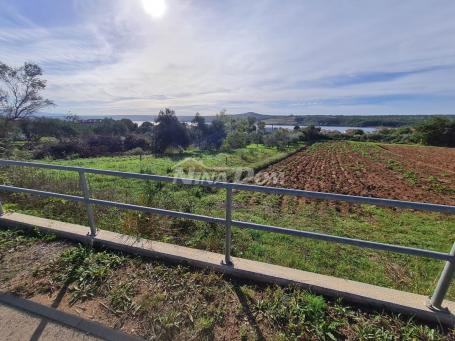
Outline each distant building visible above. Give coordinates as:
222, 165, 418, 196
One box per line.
76, 119, 104, 125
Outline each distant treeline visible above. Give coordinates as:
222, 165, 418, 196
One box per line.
1, 110, 454, 160
38, 113, 455, 128
327, 117, 455, 147
0, 109, 324, 159
256, 114, 455, 127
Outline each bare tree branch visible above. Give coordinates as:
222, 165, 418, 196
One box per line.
0, 61, 54, 121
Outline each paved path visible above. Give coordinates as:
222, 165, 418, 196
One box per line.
0, 293, 144, 341
0, 303, 101, 341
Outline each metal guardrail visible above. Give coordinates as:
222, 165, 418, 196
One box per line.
0, 159, 453, 311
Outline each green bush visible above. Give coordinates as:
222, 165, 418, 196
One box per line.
416, 117, 455, 147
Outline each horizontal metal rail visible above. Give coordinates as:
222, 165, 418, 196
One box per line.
0, 160, 228, 189
232, 220, 453, 261
0, 185, 225, 225
0, 182, 452, 262
1, 159, 454, 213
0, 158, 454, 311
0, 184, 86, 202
230, 183, 455, 214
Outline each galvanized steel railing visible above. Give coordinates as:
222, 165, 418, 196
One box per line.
0, 159, 453, 311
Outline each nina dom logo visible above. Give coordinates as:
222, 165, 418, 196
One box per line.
172, 158, 284, 186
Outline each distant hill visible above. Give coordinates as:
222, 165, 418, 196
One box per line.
228, 112, 272, 120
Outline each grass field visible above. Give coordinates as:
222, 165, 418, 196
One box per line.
0, 142, 454, 303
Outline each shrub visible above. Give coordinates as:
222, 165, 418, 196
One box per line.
416, 117, 455, 147
223, 131, 249, 150
301, 125, 324, 141
124, 134, 151, 151
153, 109, 190, 154
264, 129, 290, 149
125, 147, 145, 156
34, 139, 86, 159
87, 135, 123, 155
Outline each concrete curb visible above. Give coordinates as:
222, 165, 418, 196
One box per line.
0, 212, 454, 327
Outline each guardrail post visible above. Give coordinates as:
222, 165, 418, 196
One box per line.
222, 186, 233, 266
428, 242, 455, 311
78, 171, 96, 236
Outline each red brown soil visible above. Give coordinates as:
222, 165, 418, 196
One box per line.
380, 144, 455, 185
254, 142, 455, 205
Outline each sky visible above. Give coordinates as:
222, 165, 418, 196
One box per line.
1, 0, 455, 116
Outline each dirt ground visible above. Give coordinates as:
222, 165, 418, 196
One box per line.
1, 232, 452, 340
254, 142, 455, 205
0, 238, 277, 340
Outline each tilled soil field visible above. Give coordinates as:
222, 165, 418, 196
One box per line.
254, 141, 455, 205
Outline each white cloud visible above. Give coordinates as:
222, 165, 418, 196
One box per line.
0, 0, 455, 115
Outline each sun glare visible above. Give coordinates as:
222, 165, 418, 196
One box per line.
141, 0, 167, 18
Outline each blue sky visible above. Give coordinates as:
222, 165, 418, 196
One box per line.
1, 0, 455, 116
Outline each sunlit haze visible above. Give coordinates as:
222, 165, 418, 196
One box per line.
141, 0, 166, 18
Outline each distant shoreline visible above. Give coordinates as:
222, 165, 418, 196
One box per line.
131, 121, 378, 133
38, 112, 455, 128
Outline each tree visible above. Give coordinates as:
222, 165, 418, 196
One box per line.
264, 128, 290, 149
301, 125, 323, 141
416, 117, 455, 147
205, 115, 226, 150
345, 129, 364, 136
246, 117, 257, 133
191, 112, 208, 147
65, 112, 80, 122
19, 117, 79, 141
119, 118, 138, 132
93, 118, 129, 136
124, 134, 151, 151
223, 131, 249, 150
138, 121, 154, 134
253, 121, 266, 145
0, 61, 53, 121
153, 108, 190, 154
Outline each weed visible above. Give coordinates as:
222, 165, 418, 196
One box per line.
152, 310, 183, 339
194, 315, 216, 336
428, 176, 455, 194
109, 281, 140, 315
385, 159, 419, 185
349, 141, 382, 160
0, 228, 56, 257
239, 324, 249, 341
255, 286, 341, 339
349, 313, 445, 340
139, 292, 167, 312
44, 245, 124, 303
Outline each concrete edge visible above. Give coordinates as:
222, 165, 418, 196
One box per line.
0, 293, 144, 341
0, 212, 454, 328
